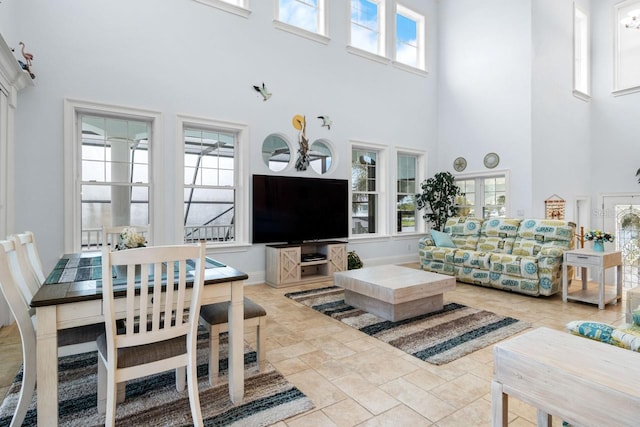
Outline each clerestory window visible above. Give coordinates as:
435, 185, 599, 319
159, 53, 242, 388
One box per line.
350, 0, 385, 57
276, 0, 328, 42
395, 4, 425, 71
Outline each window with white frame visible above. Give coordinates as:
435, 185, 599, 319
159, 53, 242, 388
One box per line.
614, 0, 640, 94
396, 152, 422, 233
573, 5, 590, 99
350, 0, 385, 56
455, 174, 507, 219
351, 146, 382, 235
395, 4, 425, 70
65, 105, 159, 251
277, 0, 327, 37
193, 0, 251, 18
182, 126, 238, 243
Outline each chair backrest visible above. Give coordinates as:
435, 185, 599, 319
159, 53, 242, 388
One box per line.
0, 240, 37, 346
11, 232, 45, 298
102, 225, 151, 251
100, 242, 205, 356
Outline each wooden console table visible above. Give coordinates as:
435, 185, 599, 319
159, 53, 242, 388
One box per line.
562, 248, 622, 309
491, 327, 640, 426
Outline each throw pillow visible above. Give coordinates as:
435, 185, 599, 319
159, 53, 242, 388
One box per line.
430, 230, 456, 248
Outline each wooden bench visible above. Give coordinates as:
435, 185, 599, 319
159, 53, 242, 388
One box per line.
491, 327, 640, 426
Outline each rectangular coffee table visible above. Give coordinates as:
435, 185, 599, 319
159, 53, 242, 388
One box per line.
333, 264, 456, 321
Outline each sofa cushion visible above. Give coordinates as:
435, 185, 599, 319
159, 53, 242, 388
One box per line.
430, 230, 456, 248
454, 250, 492, 269
490, 254, 538, 279
513, 219, 574, 257
477, 236, 516, 254
566, 320, 615, 345
481, 218, 522, 238
443, 217, 483, 250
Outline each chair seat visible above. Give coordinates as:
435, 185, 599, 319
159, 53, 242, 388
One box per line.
200, 297, 267, 325
58, 323, 105, 347
97, 333, 187, 369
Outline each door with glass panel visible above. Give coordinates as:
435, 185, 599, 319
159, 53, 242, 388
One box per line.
602, 194, 640, 289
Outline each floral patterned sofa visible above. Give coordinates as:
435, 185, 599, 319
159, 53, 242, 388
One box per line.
418, 217, 576, 296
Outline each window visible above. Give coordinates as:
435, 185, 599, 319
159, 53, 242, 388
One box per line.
350, 0, 385, 56
351, 145, 385, 236
64, 100, 162, 252
193, 0, 251, 18
614, 0, 640, 94
178, 116, 248, 246
455, 174, 508, 219
395, 4, 425, 70
396, 151, 423, 233
573, 5, 590, 99
276, 0, 328, 41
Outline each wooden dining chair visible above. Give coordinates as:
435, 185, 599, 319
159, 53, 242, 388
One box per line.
0, 239, 106, 427
97, 242, 206, 427
9, 232, 45, 304
199, 298, 267, 385
102, 225, 151, 250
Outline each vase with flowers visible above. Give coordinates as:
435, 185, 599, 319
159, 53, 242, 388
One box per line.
583, 229, 614, 252
116, 227, 147, 251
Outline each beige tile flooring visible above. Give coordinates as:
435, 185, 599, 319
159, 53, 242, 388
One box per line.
0, 264, 628, 426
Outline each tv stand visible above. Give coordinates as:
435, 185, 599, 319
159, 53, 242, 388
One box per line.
265, 241, 347, 288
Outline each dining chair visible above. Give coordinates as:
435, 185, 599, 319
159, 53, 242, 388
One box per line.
96, 242, 206, 426
11, 231, 45, 285
0, 240, 106, 427
102, 225, 151, 250
199, 298, 267, 385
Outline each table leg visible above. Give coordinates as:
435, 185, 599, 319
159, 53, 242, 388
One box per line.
537, 410, 552, 426
227, 280, 244, 403
490, 380, 508, 427
617, 264, 623, 303
36, 306, 59, 427
598, 267, 605, 310
562, 263, 568, 303
581, 267, 587, 290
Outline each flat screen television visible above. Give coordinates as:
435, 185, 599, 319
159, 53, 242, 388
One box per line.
252, 174, 349, 244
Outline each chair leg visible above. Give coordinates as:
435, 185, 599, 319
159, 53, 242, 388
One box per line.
97, 356, 106, 415
175, 366, 186, 391
257, 316, 266, 372
209, 324, 220, 386
187, 357, 203, 427
10, 344, 36, 427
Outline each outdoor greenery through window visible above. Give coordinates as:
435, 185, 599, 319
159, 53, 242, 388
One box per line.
351, 147, 378, 235
396, 153, 417, 232
395, 4, 424, 69
183, 127, 236, 243
455, 175, 506, 219
350, 0, 384, 56
80, 115, 150, 250
278, 0, 325, 35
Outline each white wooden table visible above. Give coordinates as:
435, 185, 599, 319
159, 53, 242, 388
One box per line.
31, 252, 248, 426
562, 248, 622, 309
491, 327, 640, 426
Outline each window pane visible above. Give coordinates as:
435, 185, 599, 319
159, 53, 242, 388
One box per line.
396, 153, 417, 232
279, 0, 319, 33
183, 188, 235, 242
352, 193, 377, 234
397, 194, 415, 232
351, 0, 380, 54
396, 5, 424, 69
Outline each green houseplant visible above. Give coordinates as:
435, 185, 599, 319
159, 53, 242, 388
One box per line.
347, 251, 363, 270
415, 171, 462, 231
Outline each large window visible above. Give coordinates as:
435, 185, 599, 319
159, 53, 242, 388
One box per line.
455, 174, 507, 219
193, 0, 251, 18
276, 0, 327, 38
395, 4, 425, 70
350, 0, 385, 56
573, 5, 590, 99
177, 116, 248, 247
352, 145, 384, 235
64, 100, 162, 252
396, 151, 423, 233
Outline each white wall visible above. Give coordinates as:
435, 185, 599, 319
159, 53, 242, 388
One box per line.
437, 0, 534, 216
531, 0, 592, 220
7, 0, 438, 279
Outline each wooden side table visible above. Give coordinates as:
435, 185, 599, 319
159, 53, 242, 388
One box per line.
562, 248, 622, 309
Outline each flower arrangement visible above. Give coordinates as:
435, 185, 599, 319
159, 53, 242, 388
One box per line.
583, 229, 614, 243
116, 227, 147, 250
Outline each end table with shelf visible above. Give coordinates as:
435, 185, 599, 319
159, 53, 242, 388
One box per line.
562, 248, 622, 309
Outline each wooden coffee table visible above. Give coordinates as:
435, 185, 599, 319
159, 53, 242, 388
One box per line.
333, 265, 456, 321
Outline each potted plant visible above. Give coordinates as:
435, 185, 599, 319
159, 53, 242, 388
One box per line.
347, 251, 363, 270
415, 171, 462, 231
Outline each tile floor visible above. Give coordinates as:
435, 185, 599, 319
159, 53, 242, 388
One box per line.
0, 263, 628, 426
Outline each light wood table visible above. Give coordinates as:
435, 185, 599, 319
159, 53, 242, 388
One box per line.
491, 327, 640, 427
562, 248, 622, 309
31, 252, 248, 427
334, 265, 456, 321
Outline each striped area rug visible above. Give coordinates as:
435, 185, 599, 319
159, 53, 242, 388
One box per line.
0, 331, 313, 427
285, 286, 530, 365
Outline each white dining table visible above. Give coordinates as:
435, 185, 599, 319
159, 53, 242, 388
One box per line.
31, 251, 248, 426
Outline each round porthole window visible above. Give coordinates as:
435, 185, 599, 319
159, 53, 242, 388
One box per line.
309, 139, 334, 175
262, 134, 291, 172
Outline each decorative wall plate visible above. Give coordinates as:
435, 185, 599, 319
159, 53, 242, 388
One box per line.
453, 157, 467, 172
483, 152, 500, 169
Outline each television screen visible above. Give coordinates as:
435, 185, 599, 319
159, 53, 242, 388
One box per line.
252, 174, 349, 244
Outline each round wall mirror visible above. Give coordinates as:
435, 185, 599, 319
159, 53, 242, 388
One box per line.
309, 139, 333, 175
262, 134, 291, 172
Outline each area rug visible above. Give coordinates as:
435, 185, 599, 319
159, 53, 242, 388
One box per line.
285, 286, 530, 365
0, 331, 314, 427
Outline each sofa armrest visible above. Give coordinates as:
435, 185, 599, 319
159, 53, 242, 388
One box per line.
418, 235, 435, 250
